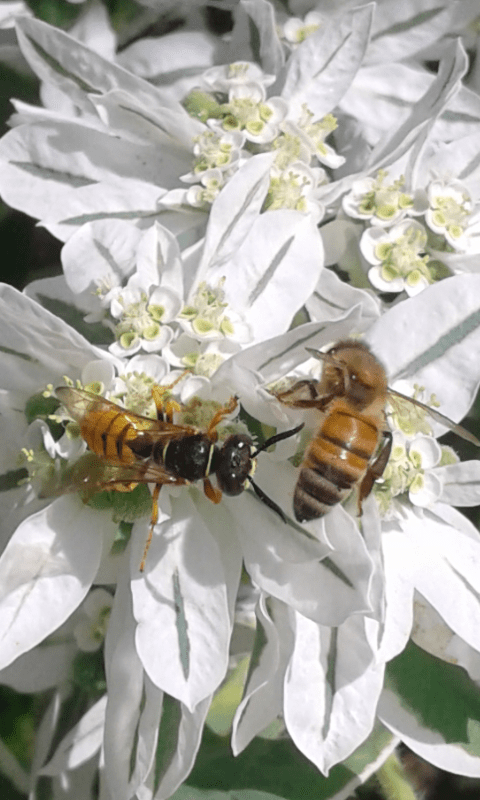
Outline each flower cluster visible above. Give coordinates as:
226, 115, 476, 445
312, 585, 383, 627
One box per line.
1, 2, 480, 800
342, 170, 479, 295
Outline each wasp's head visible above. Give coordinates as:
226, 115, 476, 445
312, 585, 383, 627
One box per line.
214, 434, 253, 496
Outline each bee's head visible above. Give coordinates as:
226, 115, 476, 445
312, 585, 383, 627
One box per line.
309, 340, 388, 410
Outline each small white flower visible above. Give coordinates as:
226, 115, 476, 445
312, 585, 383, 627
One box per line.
282, 109, 345, 170
343, 171, 425, 227
164, 333, 241, 378
181, 129, 245, 182
281, 11, 323, 46
425, 179, 474, 251
263, 161, 325, 220
184, 168, 226, 208
108, 283, 181, 357
179, 279, 252, 344
208, 82, 289, 145
18, 419, 60, 495
373, 397, 464, 518
201, 62, 276, 93
361, 219, 434, 296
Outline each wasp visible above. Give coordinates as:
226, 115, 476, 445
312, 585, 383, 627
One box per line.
54, 379, 303, 569
273, 339, 480, 523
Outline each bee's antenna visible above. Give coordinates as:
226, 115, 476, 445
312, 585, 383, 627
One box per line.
305, 346, 330, 361
248, 477, 288, 523
251, 423, 304, 458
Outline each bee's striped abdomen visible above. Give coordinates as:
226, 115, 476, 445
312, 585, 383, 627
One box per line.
293, 408, 380, 522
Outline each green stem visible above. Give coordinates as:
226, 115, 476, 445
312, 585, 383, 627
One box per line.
375, 751, 418, 800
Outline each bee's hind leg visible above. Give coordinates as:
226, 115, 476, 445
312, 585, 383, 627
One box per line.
357, 431, 393, 514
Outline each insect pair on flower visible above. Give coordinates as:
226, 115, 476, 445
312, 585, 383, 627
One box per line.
51, 341, 479, 570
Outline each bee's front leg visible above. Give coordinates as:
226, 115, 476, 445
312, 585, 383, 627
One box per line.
274, 380, 337, 411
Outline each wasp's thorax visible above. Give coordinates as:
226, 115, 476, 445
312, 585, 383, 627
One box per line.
158, 432, 254, 495
161, 434, 213, 483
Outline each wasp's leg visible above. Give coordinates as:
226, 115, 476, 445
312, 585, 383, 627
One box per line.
206, 396, 239, 441
139, 482, 162, 572
151, 371, 190, 422
357, 431, 393, 514
203, 477, 222, 504
104, 481, 138, 492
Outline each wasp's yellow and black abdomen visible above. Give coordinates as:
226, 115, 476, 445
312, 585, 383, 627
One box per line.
293, 403, 381, 522
80, 406, 139, 465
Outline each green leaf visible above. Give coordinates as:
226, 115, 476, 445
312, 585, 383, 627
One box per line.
106, 0, 146, 33
183, 722, 396, 800
24, 0, 81, 28
207, 658, 250, 736
0, 469, 28, 492
385, 641, 480, 755
173, 790, 291, 800
153, 694, 183, 795
343, 720, 395, 776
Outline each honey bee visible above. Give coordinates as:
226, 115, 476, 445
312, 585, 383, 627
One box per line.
273, 339, 480, 523
54, 380, 303, 569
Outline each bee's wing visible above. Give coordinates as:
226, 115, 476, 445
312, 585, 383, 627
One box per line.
387, 388, 480, 447
55, 386, 197, 437
40, 451, 184, 499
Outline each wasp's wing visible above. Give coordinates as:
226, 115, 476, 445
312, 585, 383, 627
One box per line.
40, 451, 184, 499
55, 386, 198, 437
56, 386, 126, 425
387, 388, 480, 447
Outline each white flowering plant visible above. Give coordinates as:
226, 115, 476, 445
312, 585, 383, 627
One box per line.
1, 2, 480, 800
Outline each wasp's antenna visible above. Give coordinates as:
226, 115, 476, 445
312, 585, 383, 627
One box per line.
251, 423, 304, 458
248, 476, 288, 523
248, 424, 303, 522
